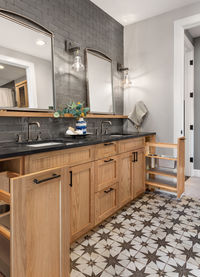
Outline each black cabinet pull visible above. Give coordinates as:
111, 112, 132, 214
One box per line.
104, 188, 114, 194
136, 152, 138, 162
104, 158, 114, 163
104, 143, 114, 146
69, 171, 73, 187
132, 152, 136, 162
33, 173, 61, 184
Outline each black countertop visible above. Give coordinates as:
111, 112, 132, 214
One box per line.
0, 132, 156, 159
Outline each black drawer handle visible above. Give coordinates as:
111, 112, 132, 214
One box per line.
33, 173, 61, 184
132, 152, 138, 162
132, 152, 136, 162
104, 143, 114, 146
104, 188, 114, 194
104, 158, 114, 163
69, 171, 73, 187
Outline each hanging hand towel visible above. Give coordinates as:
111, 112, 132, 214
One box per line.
128, 101, 148, 127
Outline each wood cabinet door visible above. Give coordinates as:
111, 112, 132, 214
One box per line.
70, 162, 94, 242
95, 183, 118, 225
119, 152, 133, 207
10, 166, 70, 277
95, 156, 119, 192
132, 149, 145, 198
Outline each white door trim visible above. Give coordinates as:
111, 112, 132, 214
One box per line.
0, 54, 38, 108
174, 14, 200, 142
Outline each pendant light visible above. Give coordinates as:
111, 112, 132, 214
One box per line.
117, 63, 132, 88
65, 41, 85, 72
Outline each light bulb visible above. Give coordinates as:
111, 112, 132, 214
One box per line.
0, 65, 4, 70
72, 51, 85, 72
122, 70, 132, 88
36, 40, 46, 46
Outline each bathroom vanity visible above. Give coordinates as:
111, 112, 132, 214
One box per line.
0, 132, 155, 277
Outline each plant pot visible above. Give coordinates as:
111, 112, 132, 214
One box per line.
76, 117, 87, 134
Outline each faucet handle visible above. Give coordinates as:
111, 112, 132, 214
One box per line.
36, 132, 42, 141
16, 134, 23, 143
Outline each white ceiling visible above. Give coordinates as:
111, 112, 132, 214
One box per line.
90, 0, 200, 25
0, 63, 26, 86
0, 16, 52, 61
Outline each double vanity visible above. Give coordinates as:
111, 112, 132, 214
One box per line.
0, 132, 155, 277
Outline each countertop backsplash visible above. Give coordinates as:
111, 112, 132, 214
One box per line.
0, 117, 124, 143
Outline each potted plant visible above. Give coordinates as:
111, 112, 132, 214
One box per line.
54, 102, 90, 134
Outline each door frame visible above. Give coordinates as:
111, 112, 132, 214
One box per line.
174, 13, 200, 142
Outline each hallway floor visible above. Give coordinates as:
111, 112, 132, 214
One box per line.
70, 191, 200, 277
185, 177, 200, 199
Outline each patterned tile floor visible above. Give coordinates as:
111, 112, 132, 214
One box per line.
70, 191, 200, 277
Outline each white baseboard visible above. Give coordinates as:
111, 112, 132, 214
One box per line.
192, 170, 200, 177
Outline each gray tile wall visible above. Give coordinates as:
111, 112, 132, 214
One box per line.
0, 117, 124, 143
0, 0, 124, 142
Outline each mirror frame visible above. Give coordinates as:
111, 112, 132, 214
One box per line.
0, 9, 56, 112
85, 48, 115, 115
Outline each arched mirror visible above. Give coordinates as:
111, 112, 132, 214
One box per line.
86, 48, 114, 114
0, 11, 55, 111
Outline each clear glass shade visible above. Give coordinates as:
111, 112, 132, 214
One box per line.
72, 53, 85, 72
122, 70, 132, 88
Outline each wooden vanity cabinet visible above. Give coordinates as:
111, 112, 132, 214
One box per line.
118, 152, 133, 208
69, 162, 94, 242
95, 183, 118, 224
0, 166, 70, 277
132, 148, 145, 198
95, 155, 119, 192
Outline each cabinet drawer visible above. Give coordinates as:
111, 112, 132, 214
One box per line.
95, 184, 118, 225
118, 138, 144, 153
24, 146, 94, 174
95, 156, 118, 192
94, 142, 118, 160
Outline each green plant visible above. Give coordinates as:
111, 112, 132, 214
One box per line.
54, 102, 90, 119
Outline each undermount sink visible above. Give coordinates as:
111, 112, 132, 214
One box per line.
109, 134, 124, 137
109, 134, 132, 137
27, 142, 64, 148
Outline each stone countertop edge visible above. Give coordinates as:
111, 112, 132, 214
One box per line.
0, 132, 156, 159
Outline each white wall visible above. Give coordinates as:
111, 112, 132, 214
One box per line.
124, 2, 200, 142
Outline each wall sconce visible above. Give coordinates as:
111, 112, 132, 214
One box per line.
117, 63, 132, 87
65, 41, 85, 72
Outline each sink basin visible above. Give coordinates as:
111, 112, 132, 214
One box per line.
109, 134, 132, 137
109, 135, 124, 137
27, 142, 64, 148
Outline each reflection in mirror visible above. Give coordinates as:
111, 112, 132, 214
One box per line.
86, 49, 114, 114
0, 13, 54, 111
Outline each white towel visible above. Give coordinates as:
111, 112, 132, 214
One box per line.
128, 101, 148, 127
0, 88, 14, 107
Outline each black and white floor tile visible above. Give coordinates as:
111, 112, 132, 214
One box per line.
71, 191, 200, 276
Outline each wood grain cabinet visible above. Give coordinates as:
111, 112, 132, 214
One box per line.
69, 162, 94, 242
95, 155, 118, 192
0, 166, 70, 277
119, 152, 133, 207
94, 142, 118, 160
95, 183, 118, 225
132, 148, 145, 198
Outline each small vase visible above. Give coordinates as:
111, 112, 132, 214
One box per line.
76, 117, 87, 134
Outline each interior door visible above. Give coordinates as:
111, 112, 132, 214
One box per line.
184, 35, 194, 177
10, 166, 69, 277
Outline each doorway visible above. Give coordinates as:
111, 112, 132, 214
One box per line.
174, 14, 200, 178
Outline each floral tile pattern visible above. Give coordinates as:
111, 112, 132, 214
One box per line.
71, 191, 200, 276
